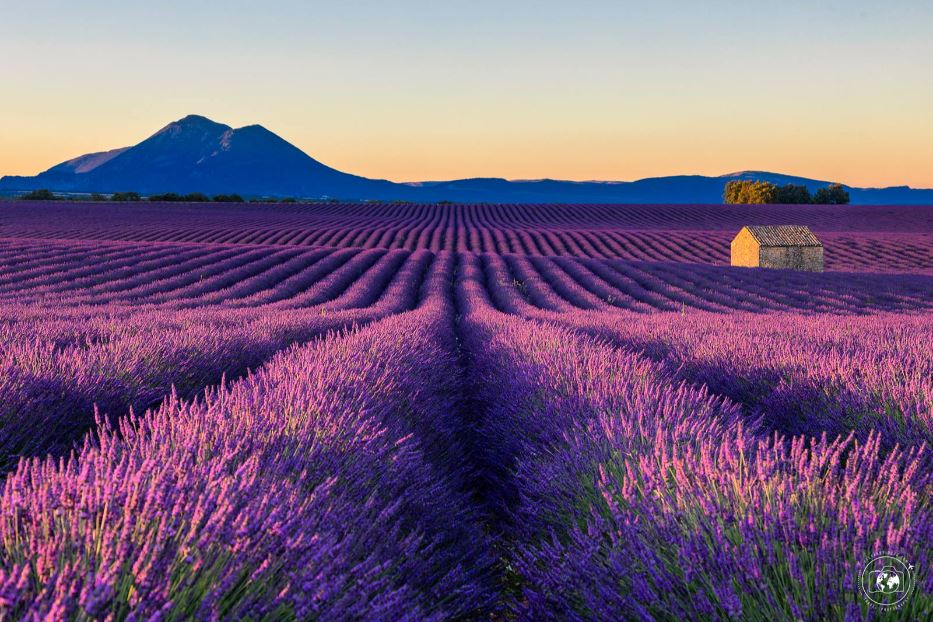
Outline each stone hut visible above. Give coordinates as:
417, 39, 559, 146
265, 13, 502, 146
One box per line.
731, 225, 824, 272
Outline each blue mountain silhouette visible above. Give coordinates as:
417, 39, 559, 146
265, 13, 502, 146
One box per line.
2, 115, 930, 204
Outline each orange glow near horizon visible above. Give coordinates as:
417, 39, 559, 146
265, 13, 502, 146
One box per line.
3, 111, 931, 189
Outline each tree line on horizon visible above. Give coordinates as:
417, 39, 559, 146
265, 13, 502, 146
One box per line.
15, 189, 251, 203
10, 190, 432, 205
724, 180, 850, 205
11, 184, 852, 205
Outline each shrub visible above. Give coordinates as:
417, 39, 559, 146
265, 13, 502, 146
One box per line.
213, 194, 245, 203
111, 192, 141, 202
19, 189, 57, 201
147, 193, 210, 202
148, 192, 183, 202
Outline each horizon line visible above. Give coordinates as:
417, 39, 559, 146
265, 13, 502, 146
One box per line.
3, 113, 932, 192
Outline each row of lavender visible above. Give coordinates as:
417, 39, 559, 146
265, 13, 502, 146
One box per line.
0, 300, 500, 618
5, 201, 931, 233
0, 242, 930, 618
545, 310, 933, 451
474, 258, 933, 451
0, 250, 435, 472
3, 278, 928, 618
0, 240, 430, 310
3, 199, 932, 272
455, 266, 931, 620
3, 239, 931, 314
5, 227, 930, 272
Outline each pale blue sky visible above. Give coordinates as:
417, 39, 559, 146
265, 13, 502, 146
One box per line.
2, 1, 931, 186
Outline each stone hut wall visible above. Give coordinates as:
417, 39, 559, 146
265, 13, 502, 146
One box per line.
730, 231, 760, 268
759, 246, 824, 272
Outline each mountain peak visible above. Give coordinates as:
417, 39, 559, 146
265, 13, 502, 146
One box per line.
177, 114, 226, 126
0, 114, 388, 197
153, 114, 231, 137
720, 170, 771, 178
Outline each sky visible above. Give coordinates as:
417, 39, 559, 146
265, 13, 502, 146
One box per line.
1, 1, 932, 187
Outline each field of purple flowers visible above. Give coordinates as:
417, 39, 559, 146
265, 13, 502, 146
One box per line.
0, 202, 930, 620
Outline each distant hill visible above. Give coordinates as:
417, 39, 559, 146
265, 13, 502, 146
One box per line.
0, 115, 409, 200
2, 114, 932, 204
407, 172, 933, 205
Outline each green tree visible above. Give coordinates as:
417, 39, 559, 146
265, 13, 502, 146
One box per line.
723, 181, 741, 203
723, 180, 778, 204
111, 192, 141, 201
774, 184, 811, 204
813, 183, 850, 204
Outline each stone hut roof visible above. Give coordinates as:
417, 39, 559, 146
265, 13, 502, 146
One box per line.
744, 225, 822, 247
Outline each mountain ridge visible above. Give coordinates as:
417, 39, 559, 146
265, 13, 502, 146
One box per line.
2, 115, 932, 205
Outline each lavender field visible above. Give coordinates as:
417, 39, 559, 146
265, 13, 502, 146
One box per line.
0, 201, 930, 620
